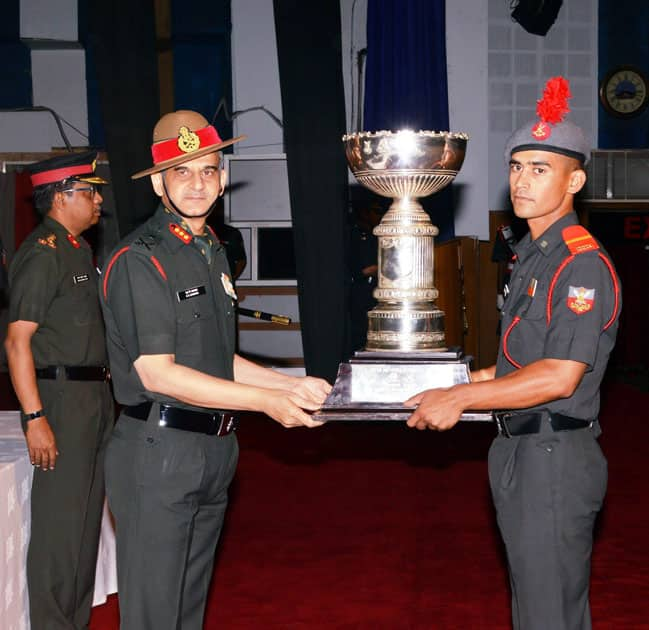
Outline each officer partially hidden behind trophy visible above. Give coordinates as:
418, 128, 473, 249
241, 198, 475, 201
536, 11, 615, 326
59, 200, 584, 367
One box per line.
405, 77, 622, 630
100, 110, 330, 630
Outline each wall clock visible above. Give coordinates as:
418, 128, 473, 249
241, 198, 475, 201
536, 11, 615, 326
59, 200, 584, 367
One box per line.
599, 66, 649, 118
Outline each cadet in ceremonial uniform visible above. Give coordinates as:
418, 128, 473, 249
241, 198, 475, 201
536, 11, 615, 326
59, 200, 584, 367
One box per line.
4, 152, 114, 630
405, 77, 621, 630
100, 110, 330, 630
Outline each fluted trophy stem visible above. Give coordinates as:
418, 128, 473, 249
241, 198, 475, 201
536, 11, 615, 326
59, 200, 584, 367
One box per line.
343, 130, 468, 352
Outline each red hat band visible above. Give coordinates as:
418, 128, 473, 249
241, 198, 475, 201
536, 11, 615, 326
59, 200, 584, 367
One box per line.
30, 164, 96, 187
151, 125, 222, 165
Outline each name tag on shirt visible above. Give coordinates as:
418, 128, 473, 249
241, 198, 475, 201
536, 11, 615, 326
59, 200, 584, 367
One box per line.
177, 285, 206, 301
73, 274, 90, 284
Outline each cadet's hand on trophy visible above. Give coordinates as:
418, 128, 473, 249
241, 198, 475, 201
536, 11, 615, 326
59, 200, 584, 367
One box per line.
25, 417, 59, 470
263, 390, 325, 428
290, 376, 332, 406
404, 388, 463, 432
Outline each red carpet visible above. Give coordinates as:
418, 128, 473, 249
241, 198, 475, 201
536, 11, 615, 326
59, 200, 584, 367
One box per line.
82, 381, 648, 628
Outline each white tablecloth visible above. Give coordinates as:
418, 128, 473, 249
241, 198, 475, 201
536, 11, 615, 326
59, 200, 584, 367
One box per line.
0, 411, 117, 630
0, 434, 32, 630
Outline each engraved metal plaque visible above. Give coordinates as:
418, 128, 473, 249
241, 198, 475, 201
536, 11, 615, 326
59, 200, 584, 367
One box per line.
314, 350, 492, 422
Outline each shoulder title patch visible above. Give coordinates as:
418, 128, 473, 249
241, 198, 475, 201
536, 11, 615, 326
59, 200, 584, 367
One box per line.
562, 225, 599, 255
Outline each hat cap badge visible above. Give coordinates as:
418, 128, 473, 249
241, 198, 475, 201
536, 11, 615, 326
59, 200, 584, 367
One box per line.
177, 126, 201, 153
531, 121, 551, 140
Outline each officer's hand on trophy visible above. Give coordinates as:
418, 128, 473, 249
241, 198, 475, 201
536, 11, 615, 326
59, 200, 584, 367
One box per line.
25, 417, 59, 470
263, 390, 325, 428
289, 376, 332, 406
404, 387, 464, 432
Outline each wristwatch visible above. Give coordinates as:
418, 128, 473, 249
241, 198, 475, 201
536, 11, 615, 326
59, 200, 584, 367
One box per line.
22, 409, 45, 422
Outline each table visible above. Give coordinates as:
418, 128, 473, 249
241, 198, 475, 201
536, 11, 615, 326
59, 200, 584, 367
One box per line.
0, 411, 117, 630
0, 430, 32, 630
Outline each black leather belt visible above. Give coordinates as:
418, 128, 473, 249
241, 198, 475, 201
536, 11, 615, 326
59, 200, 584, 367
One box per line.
35, 365, 110, 381
123, 402, 237, 437
493, 411, 592, 438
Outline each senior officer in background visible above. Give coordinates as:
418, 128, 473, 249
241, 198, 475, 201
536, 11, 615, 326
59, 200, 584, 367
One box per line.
4, 152, 114, 630
405, 77, 621, 630
100, 110, 331, 630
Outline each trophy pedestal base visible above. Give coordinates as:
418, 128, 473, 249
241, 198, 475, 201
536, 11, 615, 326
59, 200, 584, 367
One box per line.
313, 347, 492, 422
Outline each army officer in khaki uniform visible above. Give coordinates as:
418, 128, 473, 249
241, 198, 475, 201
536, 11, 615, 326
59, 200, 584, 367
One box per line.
100, 111, 330, 630
5, 152, 114, 630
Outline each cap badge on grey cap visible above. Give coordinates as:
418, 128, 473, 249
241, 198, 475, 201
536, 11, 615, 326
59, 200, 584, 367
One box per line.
504, 76, 591, 164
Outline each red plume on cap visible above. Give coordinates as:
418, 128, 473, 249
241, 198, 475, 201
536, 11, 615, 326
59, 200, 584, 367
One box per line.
505, 75, 590, 163
536, 76, 572, 124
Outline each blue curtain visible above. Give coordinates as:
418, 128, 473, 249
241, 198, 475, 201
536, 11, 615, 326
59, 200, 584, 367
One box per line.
172, 0, 233, 141
363, 0, 454, 241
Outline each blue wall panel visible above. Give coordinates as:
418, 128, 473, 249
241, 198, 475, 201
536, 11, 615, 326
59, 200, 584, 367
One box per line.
0, 1, 32, 108
599, 1, 649, 148
79, 0, 105, 148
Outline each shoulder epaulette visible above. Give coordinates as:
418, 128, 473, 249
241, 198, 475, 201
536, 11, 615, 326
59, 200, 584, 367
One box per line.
548, 225, 619, 330
562, 225, 599, 255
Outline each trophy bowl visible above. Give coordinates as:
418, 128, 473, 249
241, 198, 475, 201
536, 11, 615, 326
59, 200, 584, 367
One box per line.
343, 130, 468, 352
343, 129, 468, 200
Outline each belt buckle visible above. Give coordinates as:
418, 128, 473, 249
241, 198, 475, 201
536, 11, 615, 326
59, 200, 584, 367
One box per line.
213, 412, 235, 437
494, 412, 512, 438
215, 413, 237, 437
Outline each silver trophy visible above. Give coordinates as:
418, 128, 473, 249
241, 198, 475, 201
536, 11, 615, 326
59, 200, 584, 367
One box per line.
315, 130, 490, 421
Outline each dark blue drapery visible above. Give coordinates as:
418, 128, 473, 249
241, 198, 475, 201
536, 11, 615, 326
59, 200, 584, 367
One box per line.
363, 0, 454, 240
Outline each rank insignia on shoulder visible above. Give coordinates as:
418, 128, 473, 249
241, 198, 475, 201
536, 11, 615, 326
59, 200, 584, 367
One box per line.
562, 225, 598, 255
169, 223, 192, 244
37, 234, 57, 249
221, 272, 237, 300
67, 234, 81, 248
567, 286, 595, 315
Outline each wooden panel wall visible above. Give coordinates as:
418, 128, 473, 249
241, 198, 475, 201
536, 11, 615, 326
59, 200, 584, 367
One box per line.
434, 214, 508, 370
